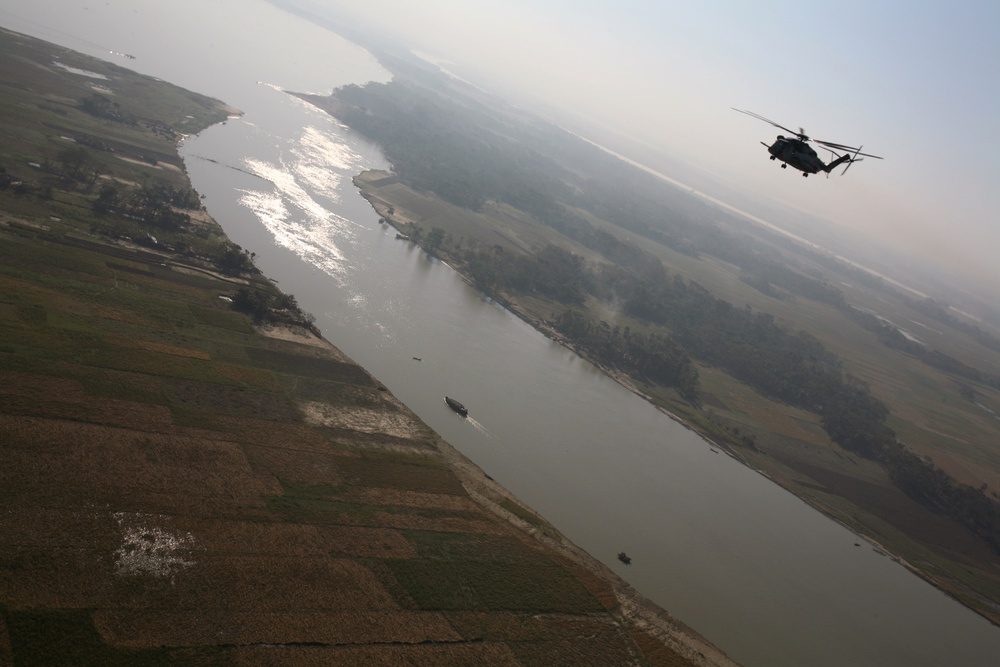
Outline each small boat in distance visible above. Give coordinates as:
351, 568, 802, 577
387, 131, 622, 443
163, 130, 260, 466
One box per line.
617, 552, 631, 565
445, 396, 468, 417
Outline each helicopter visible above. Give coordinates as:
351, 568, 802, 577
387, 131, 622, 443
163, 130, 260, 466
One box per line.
733, 108, 882, 177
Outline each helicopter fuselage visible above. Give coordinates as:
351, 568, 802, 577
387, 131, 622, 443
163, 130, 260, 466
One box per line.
766, 136, 826, 175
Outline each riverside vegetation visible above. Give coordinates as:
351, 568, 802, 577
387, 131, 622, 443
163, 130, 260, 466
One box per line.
296, 48, 1000, 624
0, 28, 735, 665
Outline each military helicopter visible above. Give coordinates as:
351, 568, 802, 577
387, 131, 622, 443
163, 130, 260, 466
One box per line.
733, 108, 882, 177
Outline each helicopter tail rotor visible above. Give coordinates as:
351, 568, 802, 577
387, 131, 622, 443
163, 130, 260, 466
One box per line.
822, 144, 877, 176
841, 146, 864, 175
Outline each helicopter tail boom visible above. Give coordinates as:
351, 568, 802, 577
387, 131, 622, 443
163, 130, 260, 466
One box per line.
824, 153, 853, 174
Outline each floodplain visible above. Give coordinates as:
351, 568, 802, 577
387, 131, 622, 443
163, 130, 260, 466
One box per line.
0, 28, 727, 666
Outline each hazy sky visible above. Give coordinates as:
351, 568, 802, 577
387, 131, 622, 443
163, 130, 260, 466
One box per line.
1, 0, 996, 294
284, 0, 1000, 293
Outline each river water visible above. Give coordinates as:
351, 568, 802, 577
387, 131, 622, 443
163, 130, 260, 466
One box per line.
5, 2, 1000, 664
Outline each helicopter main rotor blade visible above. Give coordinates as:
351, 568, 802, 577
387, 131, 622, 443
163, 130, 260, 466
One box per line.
815, 139, 883, 159
732, 108, 801, 137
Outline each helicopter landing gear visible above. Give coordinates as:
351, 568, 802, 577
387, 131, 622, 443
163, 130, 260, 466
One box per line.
802, 172, 809, 177
780, 164, 787, 169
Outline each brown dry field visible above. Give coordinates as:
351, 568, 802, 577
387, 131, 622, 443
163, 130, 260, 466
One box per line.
0, 213, 734, 667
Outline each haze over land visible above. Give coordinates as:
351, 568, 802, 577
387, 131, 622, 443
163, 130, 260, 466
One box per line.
4, 0, 995, 307
276, 0, 1000, 307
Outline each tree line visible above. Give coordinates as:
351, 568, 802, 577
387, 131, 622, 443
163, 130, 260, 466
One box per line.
328, 77, 1000, 554
93, 180, 198, 232
452, 236, 1000, 551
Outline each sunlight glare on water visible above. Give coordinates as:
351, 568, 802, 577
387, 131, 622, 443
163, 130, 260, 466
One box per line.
236, 119, 370, 281
293, 124, 365, 201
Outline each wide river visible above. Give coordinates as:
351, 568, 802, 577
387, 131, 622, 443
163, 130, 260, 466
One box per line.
5, 1, 1000, 664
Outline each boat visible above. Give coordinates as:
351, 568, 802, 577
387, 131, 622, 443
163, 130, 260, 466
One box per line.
445, 396, 468, 417
617, 552, 631, 565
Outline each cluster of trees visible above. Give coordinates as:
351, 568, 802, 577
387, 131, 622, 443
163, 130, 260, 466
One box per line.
739, 262, 847, 307
844, 305, 1000, 391
625, 253, 997, 543
609, 268, 899, 459
80, 93, 136, 124
553, 309, 699, 401
14, 126, 202, 236
461, 244, 591, 305
9, 145, 104, 193
52, 146, 99, 186
231, 285, 315, 329
93, 180, 195, 232
457, 235, 890, 452
906, 296, 1000, 355
212, 242, 258, 276
454, 234, 1000, 549
330, 76, 1000, 554
883, 445, 1000, 552
330, 82, 569, 212
0, 165, 27, 194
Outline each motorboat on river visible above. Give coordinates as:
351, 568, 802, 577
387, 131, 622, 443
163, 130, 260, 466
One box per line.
445, 396, 468, 417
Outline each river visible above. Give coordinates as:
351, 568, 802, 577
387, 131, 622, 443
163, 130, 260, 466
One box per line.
4, 1, 1000, 664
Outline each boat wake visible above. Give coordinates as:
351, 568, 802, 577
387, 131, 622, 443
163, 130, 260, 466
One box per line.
464, 416, 491, 437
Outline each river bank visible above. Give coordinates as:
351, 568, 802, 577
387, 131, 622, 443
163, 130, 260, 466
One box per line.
0, 26, 739, 664
264, 319, 737, 666
353, 170, 1000, 631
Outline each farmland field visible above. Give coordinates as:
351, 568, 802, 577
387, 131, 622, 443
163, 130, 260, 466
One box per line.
0, 28, 727, 666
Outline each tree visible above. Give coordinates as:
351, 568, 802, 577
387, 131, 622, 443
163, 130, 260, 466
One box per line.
56, 146, 91, 183
214, 242, 258, 276
93, 182, 121, 214
425, 226, 446, 252
80, 93, 134, 124
231, 287, 272, 323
